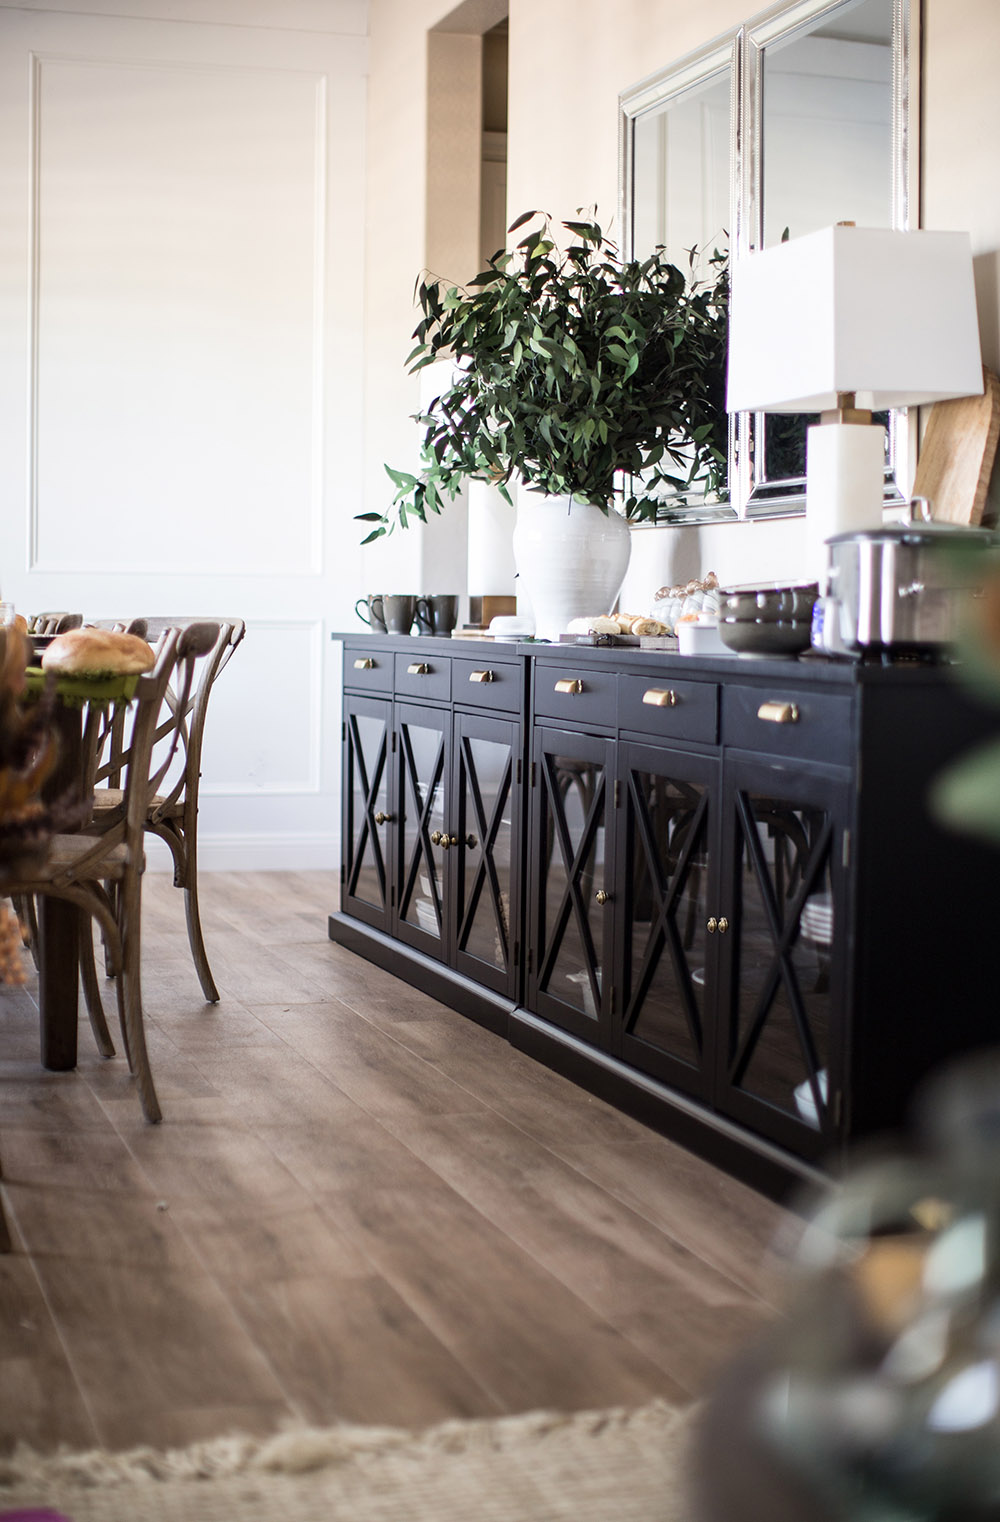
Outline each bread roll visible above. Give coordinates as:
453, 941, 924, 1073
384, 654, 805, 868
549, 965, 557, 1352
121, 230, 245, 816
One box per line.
630, 617, 667, 636
588, 615, 622, 635
42, 627, 155, 676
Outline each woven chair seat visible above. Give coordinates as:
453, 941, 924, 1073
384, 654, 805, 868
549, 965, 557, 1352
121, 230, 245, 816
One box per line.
91, 789, 183, 822
44, 834, 130, 875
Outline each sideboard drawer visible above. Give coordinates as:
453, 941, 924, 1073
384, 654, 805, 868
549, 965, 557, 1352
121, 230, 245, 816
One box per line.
393, 652, 451, 702
344, 646, 393, 692
619, 674, 717, 745
452, 657, 521, 713
723, 685, 853, 766
533, 665, 617, 728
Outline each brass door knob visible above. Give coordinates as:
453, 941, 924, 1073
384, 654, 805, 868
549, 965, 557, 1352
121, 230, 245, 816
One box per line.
374, 811, 390, 825
430, 830, 443, 845
466, 833, 478, 848
707, 917, 718, 934
448, 835, 459, 848
718, 917, 729, 934
595, 890, 610, 905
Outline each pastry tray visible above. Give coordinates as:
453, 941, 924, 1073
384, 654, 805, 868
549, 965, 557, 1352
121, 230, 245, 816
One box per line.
558, 633, 679, 650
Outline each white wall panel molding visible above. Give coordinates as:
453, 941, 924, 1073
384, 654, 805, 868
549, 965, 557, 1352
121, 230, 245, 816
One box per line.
0, 1, 366, 36
199, 618, 324, 797
27, 49, 328, 577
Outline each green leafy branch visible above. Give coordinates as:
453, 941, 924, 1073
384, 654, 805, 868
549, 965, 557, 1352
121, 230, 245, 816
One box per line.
359, 211, 729, 543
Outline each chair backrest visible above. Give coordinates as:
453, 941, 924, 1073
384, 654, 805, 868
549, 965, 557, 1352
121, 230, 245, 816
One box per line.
134, 620, 244, 816
57, 626, 219, 890
124, 623, 221, 832
84, 618, 150, 639
86, 624, 221, 833
27, 612, 83, 635
93, 620, 242, 807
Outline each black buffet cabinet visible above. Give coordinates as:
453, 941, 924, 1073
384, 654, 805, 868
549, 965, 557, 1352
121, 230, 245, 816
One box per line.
331, 632, 1000, 1198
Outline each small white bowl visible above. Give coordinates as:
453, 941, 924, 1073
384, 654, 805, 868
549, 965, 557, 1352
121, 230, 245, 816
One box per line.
677, 620, 728, 657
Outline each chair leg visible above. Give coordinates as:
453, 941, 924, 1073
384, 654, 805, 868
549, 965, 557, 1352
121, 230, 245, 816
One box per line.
11, 894, 40, 972
119, 875, 161, 1124
78, 923, 116, 1059
182, 841, 219, 1003
0, 1157, 11, 1253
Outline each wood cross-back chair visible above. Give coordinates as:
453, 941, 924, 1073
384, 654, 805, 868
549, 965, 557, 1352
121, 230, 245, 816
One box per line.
91, 618, 245, 1004
26, 612, 83, 635
5, 624, 220, 1123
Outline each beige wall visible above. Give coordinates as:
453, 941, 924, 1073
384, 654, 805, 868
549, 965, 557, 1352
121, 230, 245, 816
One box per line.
363, 0, 1000, 599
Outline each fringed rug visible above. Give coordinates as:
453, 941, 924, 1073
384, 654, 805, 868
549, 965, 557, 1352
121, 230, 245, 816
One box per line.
0, 1399, 695, 1522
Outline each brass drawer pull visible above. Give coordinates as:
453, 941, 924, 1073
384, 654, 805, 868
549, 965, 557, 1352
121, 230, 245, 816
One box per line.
353, 657, 375, 670
643, 688, 678, 708
758, 701, 799, 725
407, 662, 431, 676
469, 669, 495, 684
718, 917, 729, 934
707, 917, 718, 934
554, 678, 584, 695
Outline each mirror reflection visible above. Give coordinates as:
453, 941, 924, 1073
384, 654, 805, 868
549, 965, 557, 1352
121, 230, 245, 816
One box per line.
632, 73, 730, 273
621, 0, 913, 520
755, 0, 895, 497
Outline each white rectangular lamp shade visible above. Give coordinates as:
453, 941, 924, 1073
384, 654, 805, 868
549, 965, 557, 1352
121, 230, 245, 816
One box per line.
726, 225, 983, 414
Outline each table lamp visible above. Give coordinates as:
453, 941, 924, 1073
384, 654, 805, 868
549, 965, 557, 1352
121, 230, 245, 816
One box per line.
727, 225, 984, 583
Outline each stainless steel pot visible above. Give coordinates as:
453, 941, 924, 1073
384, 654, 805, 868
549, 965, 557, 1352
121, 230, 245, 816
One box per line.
824, 500, 996, 653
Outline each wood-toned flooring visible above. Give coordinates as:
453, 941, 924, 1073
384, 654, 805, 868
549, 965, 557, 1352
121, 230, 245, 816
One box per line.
0, 872, 792, 1456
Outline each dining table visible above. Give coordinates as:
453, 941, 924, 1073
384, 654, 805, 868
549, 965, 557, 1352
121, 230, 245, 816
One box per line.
23, 664, 142, 1070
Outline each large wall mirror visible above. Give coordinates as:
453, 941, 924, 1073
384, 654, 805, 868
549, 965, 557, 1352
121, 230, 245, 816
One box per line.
620, 0, 918, 523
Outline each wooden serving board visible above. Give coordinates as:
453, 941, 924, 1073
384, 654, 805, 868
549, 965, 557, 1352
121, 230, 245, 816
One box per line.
912, 365, 1000, 525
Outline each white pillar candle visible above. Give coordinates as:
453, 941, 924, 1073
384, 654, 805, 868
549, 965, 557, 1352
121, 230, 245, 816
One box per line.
806, 422, 886, 589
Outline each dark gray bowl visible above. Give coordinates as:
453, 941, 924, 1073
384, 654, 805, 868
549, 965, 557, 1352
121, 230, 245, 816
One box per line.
718, 616, 813, 658
721, 583, 819, 622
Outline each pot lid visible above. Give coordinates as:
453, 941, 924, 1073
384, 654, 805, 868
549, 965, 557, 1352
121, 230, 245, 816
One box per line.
827, 496, 997, 548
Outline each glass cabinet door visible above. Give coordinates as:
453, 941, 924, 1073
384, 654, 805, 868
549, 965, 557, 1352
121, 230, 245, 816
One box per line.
394, 701, 451, 961
453, 712, 520, 997
716, 758, 848, 1157
618, 743, 719, 1099
342, 696, 392, 931
527, 728, 616, 1048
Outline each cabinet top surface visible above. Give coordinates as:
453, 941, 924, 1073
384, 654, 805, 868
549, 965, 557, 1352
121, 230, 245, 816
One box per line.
333, 631, 976, 691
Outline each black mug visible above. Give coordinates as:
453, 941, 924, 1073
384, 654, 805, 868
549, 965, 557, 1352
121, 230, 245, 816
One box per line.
382, 594, 416, 635
355, 595, 386, 633
424, 593, 459, 636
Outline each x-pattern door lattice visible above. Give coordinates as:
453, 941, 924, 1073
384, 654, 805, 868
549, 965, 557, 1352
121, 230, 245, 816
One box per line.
625, 772, 709, 1057
730, 791, 832, 1123
538, 752, 606, 1015
346, 711, 388, 905
398, 720, 445, 936
456, 734, 512, 966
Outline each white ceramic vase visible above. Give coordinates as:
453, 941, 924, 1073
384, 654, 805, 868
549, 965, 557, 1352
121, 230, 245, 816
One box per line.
512, 486, 632, 642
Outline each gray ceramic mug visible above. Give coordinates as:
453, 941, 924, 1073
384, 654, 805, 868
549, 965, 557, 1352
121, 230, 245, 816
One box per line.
425, 594, 459, 635
355, 594, 386, 633
382, 594, 416, 634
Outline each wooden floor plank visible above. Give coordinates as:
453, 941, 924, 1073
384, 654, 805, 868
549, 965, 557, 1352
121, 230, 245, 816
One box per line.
0, 1253, 99, 1455
0, 870, 790, 1455
326, 1181, 690, 1414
